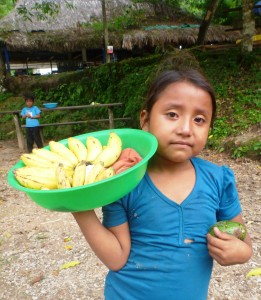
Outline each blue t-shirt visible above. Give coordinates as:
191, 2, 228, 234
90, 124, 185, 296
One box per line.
21, 106, 41, 127
102, 157, 242, 300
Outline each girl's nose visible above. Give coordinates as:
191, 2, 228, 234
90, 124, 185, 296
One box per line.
176, 118, 192, 136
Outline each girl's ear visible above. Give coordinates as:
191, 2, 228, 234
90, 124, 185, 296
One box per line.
140, 110, 149, 131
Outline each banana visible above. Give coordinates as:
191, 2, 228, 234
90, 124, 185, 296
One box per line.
13, 166, 56, 179
72, 160, 86, 187
21, 153, 56, 168
14, 173, 57, 190
107, 132, 122, 148
95, 166, 115, 182
84, 162, 104, 185
68, 137, 88, 162
92, 144, 122, 167
49, 141, 78, 166
56, 163, 72, 189
86, 136, 103, 162
32, 148, 74, 169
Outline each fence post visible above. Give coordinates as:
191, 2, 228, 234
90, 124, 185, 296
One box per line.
108, 107, 114, 129
13, 113, 25, 150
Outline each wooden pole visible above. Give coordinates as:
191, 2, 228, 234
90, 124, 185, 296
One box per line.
108, 107, 114, 129
102, 0, 110, 63
13, 113, 25, 150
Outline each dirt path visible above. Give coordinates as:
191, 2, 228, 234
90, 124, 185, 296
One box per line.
0, 140, 260, 300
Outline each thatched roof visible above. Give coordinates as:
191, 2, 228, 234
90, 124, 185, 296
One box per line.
1, 25, 243, 53
0, 0, 243, 53
121, 26, 243, 50
0, 0, 134, 31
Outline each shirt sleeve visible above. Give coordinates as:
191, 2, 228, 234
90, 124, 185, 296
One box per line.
217, 166, 242, 221
21, 108, 26, 116
102, 197, 128, 228
34, 106, 41, 115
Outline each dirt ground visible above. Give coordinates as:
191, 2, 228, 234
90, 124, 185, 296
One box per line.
0, 140, 260, 300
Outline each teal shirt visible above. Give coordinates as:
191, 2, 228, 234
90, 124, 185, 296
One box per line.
21, 106, 41, 127
102, 157, 242, 300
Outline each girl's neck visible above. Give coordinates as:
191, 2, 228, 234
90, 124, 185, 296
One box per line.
148, 155, 193, 175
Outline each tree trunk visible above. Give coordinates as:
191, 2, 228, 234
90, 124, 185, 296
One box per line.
102, 0, 110, 63
0, 50, 7, 92
242, 0, 255, 53
196, 0, 220, 45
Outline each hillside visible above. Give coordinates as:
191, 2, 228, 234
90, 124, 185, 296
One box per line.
0, 47, 260, 160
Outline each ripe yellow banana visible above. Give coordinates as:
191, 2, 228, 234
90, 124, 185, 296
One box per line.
14, 173, 57, 190
72, 160, 86, 187
86, 136, 103, 162
13, 166, 56, 179
107, 132, 122, 148
49, 141, 78, 166
56, 163, 72, 189
21, 153, 56, 168
95, 166, 115, 182
68, 137, 88, 162
32, 148, 74, 169
84, 162, 104, 185
93, 144, 122, 167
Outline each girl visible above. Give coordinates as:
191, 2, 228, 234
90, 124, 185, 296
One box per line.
21, 94, 43, 153
72, 69, 252, 300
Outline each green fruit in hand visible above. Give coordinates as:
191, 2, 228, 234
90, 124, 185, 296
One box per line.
208, 221, 247, 241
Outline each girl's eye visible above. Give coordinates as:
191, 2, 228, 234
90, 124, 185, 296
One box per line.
194, 117, 205, 124
167, 112, 178, 118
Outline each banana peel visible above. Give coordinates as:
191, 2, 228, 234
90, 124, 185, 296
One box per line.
246, 268, 261, 278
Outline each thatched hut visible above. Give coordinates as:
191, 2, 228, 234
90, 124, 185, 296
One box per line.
0, 0, 244, 74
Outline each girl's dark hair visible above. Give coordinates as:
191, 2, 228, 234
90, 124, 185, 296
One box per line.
143, 69, 216, 127
24, 93, 35, 101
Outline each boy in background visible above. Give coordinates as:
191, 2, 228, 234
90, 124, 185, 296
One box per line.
21, 94, 43, 153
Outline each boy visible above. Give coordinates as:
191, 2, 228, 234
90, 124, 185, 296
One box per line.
21, 94, 43, 153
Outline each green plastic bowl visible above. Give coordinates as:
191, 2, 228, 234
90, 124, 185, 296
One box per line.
8, 129, 158, 212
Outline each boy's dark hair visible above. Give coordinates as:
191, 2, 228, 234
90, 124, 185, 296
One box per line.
24, 93, 35, 102
142, 69, 216, 128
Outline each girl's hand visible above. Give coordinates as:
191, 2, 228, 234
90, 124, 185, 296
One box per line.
207, 227, 252, 266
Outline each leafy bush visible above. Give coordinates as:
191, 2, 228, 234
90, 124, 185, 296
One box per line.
1, 47, 260, 159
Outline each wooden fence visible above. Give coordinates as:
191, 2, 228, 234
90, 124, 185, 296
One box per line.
0, 103, 131, 150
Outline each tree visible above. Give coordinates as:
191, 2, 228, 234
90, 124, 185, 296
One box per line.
102, 0, 110, 63
241, 0, 255, 53
196, 0, 220, 45
0, 42, 6, 92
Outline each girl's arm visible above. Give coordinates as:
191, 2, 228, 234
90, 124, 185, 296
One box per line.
32, 113, 41, 119
72, 210, 131, 271
206, 214, 253, 266
28, 113, 41, 119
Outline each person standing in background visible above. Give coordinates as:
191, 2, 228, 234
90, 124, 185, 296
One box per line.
21, 94, 43, 153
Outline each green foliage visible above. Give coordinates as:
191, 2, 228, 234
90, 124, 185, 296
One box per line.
214, 0, 242, 26
196, 47, 260, 158
0, 91, 13, 102
1, 47, 260, 159
85, 4, 147, 31
231, 139, 261, 159
16, 0, 74, 22
0, 0, 14, 18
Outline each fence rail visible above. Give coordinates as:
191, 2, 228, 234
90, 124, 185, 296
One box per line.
0, 103, 131, 150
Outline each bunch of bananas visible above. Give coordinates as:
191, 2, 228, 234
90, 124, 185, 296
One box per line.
13, 132, 123, 190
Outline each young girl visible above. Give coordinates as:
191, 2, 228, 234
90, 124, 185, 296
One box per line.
21, 94, 43, 153
72, 69, 252, 300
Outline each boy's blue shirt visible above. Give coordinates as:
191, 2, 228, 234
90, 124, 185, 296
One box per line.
102, 157, 242, 300
21, 106, 41, 127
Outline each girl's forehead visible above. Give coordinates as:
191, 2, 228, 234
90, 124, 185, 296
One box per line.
155, 82, 213, 110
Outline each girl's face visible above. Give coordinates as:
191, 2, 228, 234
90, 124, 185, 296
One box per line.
25, 99, 34, 108
140, 81, 213, 164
